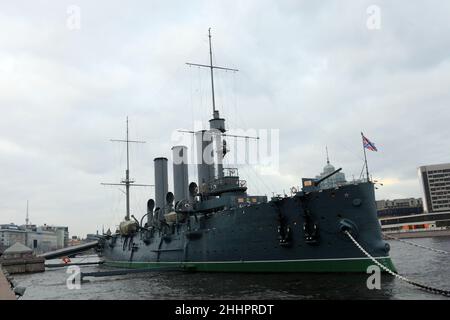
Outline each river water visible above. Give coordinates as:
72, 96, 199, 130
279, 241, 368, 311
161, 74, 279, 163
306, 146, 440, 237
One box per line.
13, 237, 450, 300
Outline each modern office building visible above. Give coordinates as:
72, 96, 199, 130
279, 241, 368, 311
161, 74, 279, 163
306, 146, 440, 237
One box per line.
418, 163, 450, 213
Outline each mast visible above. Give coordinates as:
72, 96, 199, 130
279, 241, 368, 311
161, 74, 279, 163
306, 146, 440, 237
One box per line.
102, 117, 154, 221
363, 145, 370, 182
125, 117, 130, 218
186, 28, 239, 116
361, 132, 370, 182
326, 146, 330, 165
184, 29, 258, 184
208, 28, 216, 115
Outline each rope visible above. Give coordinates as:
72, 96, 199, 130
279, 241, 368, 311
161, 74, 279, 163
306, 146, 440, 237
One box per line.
344, 231, 450, 297
383, 233, 450, 255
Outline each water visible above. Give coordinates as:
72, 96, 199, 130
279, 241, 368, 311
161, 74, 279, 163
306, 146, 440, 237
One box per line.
13, 237, 450, 300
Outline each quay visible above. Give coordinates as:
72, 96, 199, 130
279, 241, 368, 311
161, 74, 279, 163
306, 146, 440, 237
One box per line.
383, 229, 450, 239
380, 211, 450, 239
0, 265, 15, 300
0, 243, 45, 274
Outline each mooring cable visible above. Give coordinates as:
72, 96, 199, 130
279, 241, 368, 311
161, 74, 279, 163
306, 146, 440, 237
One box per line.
345, 231, 450, 298
383, 233, 450, 255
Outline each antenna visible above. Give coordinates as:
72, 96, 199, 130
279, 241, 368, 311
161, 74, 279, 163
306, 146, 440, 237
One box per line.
326, 146, 330, 165
26, 200, 29, 226
186, 28, 239, 117
101, 117, 154, 221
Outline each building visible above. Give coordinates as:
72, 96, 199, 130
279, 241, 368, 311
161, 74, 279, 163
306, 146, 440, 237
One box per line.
0, 224, 27, 254
86, 234, 102, 242
376, 198, 423, 217
68, 236, 82, 246
418, 163, 450, 213
315, 151, 347, 190
25, 228, 58, 253
38, 225, 69, 248
1, 223, 69, 255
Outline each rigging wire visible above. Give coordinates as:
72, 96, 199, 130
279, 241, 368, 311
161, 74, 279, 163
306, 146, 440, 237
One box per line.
187, 44, 292, 197
197, 65, 206, 128
228, 71, 279, 194
189, 65, 195, 130
238, 67, 368, 181
359, 162, 366, 180
220, 67, 279, 195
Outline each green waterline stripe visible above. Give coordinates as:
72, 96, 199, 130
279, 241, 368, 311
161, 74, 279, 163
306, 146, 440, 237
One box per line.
106, 256, 392, 264
104, 257, 397, 273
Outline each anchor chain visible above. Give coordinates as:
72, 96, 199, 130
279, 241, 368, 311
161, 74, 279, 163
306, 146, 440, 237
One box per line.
383, 233, 450, 255
344, 231, 450, 298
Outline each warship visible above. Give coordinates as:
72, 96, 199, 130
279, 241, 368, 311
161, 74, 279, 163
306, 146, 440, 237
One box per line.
97, 30, 396, 273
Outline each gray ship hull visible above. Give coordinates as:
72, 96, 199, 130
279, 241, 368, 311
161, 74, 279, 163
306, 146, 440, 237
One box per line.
99, 182, 395, 272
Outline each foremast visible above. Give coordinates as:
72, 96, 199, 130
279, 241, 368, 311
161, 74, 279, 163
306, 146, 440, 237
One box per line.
102, 117, 153, 221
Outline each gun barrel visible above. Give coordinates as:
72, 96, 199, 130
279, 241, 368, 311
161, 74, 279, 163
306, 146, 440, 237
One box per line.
315, 168, 342, 186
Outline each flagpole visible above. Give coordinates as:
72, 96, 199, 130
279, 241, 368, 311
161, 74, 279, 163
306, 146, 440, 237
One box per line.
361, 132, 370, 182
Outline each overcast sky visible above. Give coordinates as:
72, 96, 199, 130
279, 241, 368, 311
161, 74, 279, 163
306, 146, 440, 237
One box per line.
1, 0, 449, 237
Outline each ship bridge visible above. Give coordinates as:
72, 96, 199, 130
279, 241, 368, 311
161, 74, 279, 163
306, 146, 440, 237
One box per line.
201, 168, 247, 196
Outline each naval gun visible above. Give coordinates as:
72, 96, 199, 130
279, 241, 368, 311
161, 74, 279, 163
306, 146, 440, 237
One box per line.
301, 167, 343, 192
314, 167, 342, 187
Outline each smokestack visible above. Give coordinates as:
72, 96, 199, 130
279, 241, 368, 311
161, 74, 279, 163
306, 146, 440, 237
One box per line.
154, 157, 168, 216
209, 110, 226, 178
196, 130, 215, 187
172, 146, 189, 203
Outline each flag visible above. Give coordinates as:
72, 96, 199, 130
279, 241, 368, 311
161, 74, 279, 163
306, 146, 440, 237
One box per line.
361, 133, 378, 152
